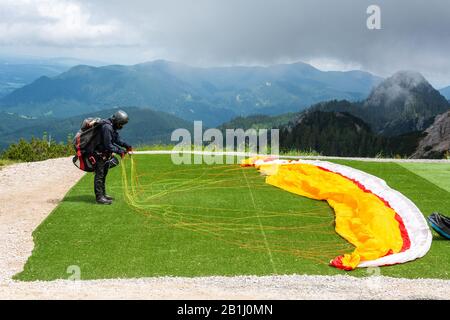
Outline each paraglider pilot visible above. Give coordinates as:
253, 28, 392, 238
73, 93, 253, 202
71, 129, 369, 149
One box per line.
93, 110, 132, 205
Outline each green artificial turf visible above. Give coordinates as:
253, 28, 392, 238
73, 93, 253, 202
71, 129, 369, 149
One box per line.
15, 155, 450, 281
398, 162, 450, 193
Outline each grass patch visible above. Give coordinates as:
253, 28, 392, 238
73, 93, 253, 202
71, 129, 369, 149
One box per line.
16, 155, 450, 281
135, 144, 322, 157
134, 144, 176, 151
0, 158, 19, 168
398, 162, 450, 193
280, 149, 321, 157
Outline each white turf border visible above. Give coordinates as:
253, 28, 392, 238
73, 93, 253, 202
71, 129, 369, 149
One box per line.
132, 150, 450, 163
1, 156, 449, 300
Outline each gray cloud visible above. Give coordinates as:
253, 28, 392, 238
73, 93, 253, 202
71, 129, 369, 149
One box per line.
1, 0, 450, 87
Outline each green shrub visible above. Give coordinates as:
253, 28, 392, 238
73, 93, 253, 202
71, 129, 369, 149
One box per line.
0, 133, 73, 162
0, 159, 18, 167
280, 149, 321, 157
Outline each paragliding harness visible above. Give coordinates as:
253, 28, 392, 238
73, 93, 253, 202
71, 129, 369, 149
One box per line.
427, 212, 450, 240
72, 117, 105, 172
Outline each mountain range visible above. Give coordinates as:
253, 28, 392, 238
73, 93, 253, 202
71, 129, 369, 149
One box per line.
0, 63, 67, 99
220, 71, 450, 158
0, 55, 106, 99
0, 107, 191, 150
311, 71, 450, 136
1, 58, 449, 158
0, 60, 382, 126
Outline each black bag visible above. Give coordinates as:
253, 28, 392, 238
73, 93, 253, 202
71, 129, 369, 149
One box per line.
428, 212, 450, 239
72, 118, 104, 172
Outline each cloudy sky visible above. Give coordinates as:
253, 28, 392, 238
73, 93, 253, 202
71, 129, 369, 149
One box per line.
1, 0, 450, 88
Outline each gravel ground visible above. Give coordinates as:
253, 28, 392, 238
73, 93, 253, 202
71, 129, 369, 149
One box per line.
1, 275, 450, 300
1, 156, 449, 300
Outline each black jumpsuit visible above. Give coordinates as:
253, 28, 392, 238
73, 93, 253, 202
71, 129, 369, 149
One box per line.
93, 119, 131, 200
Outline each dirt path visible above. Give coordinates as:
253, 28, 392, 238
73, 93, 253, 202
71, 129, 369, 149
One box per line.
0, 157, 449, 300
0, 157, 85, 282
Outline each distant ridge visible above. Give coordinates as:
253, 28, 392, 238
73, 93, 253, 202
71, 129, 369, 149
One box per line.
0, 107, 192, 150
0, 60, 382, 126
440, 85, 450, 100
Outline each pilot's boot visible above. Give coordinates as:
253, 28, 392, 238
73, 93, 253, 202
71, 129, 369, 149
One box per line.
94, 157, 112, 205
96, 196, 112, 205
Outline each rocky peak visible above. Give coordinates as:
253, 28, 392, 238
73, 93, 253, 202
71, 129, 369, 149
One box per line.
412, 110, 450, 159
365, 71, 434, 106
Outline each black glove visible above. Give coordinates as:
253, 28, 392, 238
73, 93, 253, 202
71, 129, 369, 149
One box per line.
118, 150, 126, 159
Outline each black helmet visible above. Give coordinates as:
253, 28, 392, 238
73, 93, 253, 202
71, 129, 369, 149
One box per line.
111, 110, 129, 129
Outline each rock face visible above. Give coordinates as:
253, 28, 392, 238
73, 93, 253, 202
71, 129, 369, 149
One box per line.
412, 110, 450, 159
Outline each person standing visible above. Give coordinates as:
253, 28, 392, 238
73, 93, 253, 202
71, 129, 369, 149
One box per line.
94, 110, 132, 205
